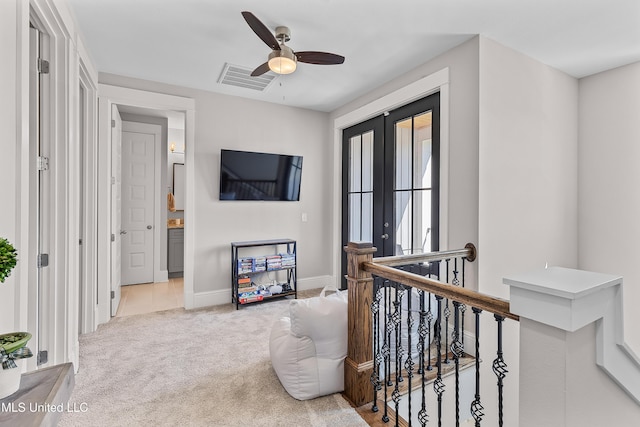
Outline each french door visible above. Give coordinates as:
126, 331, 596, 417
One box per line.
341, 93, 440, 286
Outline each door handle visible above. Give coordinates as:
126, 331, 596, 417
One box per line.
120, 230, 127, 235
147, 225, 153, 230
381, 233, 389, 240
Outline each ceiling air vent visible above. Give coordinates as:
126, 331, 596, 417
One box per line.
218, 63, 276, 91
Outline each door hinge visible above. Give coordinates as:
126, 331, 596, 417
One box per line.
79, 238, 83, 245
37, 253, 49, 268
37, 58, 50, 74
111, 176, 116, 185
111, 291, 115, 299
37, 156, 49, 171
37, 350, 48, 365
111, 119, 116, 128
111, 233, 115, 242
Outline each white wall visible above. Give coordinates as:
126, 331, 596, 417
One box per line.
478, 36, 579, 297
99, 73, 332, 301
477, 37, 579, 426
578, 61, 640, 352
0, 0, 20, 333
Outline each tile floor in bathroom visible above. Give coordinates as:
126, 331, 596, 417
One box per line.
115, 277, 184, 317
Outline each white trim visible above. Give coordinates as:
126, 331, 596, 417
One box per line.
334, 68, 449, 129
75, 35, 98, 84
157, 270, 169, 283
297, 275, 335, 291
506, 266, 640, 405
331, 68, 451, 288
77, 55, 98, 336
192, 289, 230, 308
97, 84, 195, 326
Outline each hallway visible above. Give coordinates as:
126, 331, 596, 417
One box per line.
115, 278, 184, 317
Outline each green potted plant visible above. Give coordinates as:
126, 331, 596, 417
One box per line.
0, 237, 33, 399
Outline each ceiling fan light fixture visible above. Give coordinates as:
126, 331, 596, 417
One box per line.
268, 47, 297, 74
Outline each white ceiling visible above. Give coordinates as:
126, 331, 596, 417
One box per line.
68, 0, 640, 112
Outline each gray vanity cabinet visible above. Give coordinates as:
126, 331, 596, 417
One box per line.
168, 228, 184, 277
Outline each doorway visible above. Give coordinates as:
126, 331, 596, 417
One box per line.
341, 93, 440, 285
96, 86, 195, 327
108, 109, 182, 317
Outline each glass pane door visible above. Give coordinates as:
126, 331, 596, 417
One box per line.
384, 93, 440, 258
342, 116, 384, 287
392, 111, 435, 255
348, 130, 374, 243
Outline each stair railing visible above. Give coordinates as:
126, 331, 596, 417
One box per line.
344, 242, 519, 427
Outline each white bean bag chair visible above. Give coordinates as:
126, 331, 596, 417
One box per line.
269, 286, 347, 400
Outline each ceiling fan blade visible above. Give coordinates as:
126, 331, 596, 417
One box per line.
241, 11, 280, 51
295, 51, 345, 65
250, 62, 271, 77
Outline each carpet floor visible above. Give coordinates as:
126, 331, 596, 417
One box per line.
58, 291, 368, 427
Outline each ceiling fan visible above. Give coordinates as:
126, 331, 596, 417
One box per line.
241, 11, 345, 77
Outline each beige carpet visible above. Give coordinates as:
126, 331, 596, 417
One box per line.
58, 291, 368, 427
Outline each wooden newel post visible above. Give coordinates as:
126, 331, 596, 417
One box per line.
343, 241, 377, 407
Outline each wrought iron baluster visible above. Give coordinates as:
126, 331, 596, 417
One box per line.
371, 281, 383, 413
417, 289, 429, 426
452, 258, 467, 351
492, 314, 508, 427
382, 283, 391, 423
396, 285, 405, 384
451, 301, 464, 427
418, 290, 426, 376
471, 308, 484, 426
427, 291, 434, 371
433, 295, 445, 427
391, 284, 403, 427
386, 283, 393, 387
405, 286, 414, 427
444, 259, 451, 364
461, 259, 466, 349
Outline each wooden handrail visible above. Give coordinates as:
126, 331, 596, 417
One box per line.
363, 261, 519, 321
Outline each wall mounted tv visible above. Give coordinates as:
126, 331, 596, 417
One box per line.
219, 149, 303, 201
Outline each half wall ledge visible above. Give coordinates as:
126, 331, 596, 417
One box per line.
504, 267, 640, 413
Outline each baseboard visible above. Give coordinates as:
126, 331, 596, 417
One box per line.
297, 275, 335, 291
155, 269, 169, 283
190, 275, 336, 309
70, 340, 80, 373
191, 289, 231, 308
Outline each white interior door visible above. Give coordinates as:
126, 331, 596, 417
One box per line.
110, 104, 122, 316
121, 128, 156, 285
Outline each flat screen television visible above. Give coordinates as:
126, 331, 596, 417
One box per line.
219, 149, 303, 201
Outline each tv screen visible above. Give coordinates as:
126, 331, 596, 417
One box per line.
219, 149, 303, 201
